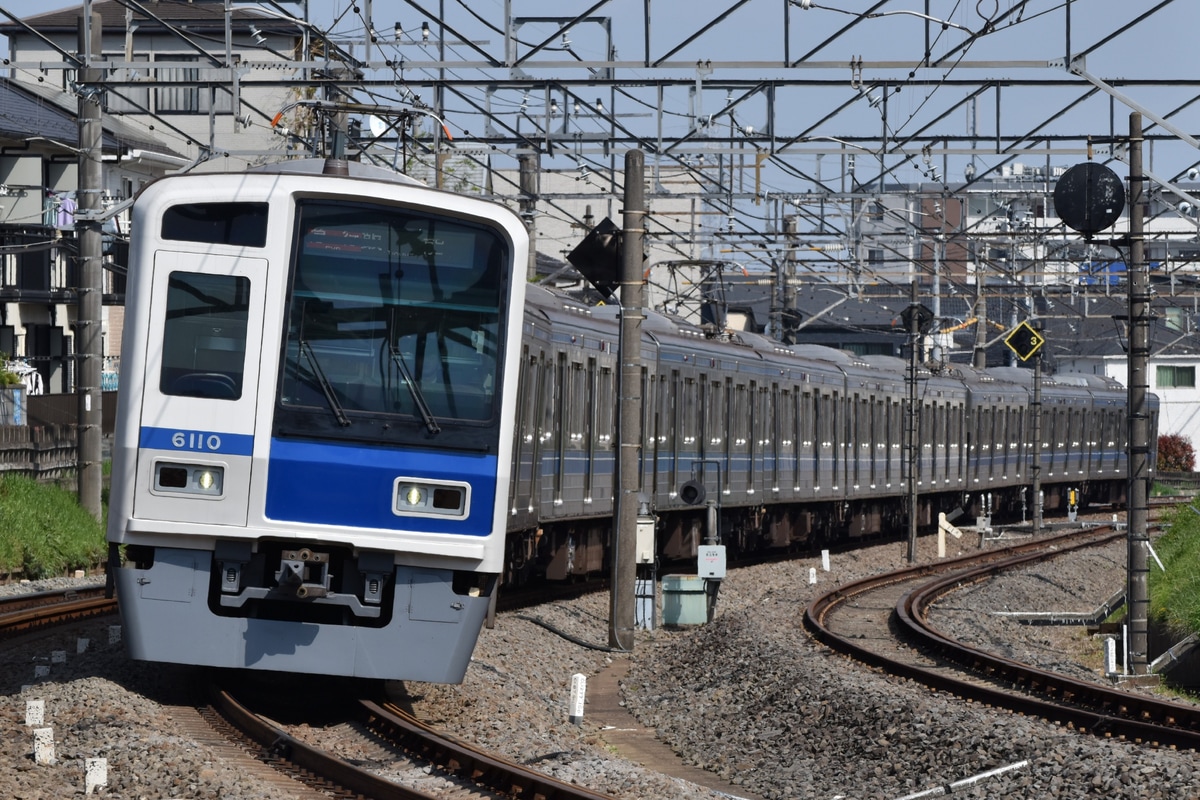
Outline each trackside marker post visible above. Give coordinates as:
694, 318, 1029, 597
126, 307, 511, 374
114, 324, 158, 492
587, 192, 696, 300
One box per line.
809, 567, 817, 585
569, 673, 587, 725
821, 549, 830, 571
108, 625, 121, 645
85, 757, 108, 794
33, 727, 54, 764
77, 637, 89, 654
1105, 637, 1119, 677
25, 699, 44, 726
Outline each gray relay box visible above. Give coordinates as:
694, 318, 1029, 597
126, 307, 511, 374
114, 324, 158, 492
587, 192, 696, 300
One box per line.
697, 545, 726, 579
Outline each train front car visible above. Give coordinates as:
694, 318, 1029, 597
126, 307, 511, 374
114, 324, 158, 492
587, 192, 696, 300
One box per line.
106, 159, 528, 681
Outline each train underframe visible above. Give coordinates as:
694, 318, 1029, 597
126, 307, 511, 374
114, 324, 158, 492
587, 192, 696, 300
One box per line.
504, 477, 1129, 584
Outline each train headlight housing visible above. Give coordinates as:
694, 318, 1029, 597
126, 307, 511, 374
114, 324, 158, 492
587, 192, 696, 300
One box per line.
154, 462, 225, 496
393, 478, 469, 518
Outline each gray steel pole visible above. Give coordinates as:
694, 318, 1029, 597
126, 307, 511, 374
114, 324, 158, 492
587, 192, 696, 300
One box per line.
610, 149, 645, 651
1031, 347, 1042, 535
972, 289, 988, 369
906, 279, 919, 562
1127, 112, 1151, 674
519, 153, 539, 281
782, 215, 797, 340
76, 8, 103, 520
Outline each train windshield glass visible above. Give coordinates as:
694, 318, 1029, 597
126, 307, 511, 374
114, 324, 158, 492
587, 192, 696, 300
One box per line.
278, 200, 508, 443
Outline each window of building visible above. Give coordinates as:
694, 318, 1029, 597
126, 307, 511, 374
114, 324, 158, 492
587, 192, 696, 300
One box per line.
156, 55, 233, 114
1157, 364, 1196, 389
105, 53, 150, 114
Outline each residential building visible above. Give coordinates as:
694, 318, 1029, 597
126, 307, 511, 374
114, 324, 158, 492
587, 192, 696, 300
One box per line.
0, 0, 297, 393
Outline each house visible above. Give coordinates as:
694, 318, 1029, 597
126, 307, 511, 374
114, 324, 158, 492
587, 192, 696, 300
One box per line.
2, 1, 301, 171
0, 75, 183, 392
0, 0, 298, 393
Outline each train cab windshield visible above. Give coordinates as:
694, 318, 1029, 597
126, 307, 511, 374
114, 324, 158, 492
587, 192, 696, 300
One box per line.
275, 199, 510, 451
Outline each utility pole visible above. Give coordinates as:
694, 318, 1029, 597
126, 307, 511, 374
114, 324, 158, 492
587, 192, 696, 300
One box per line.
76, 7, 103, 520
906, 279, 919, 562
972, 289, 988, 369
610, 149, 645, 652
519, 153, 539, 281
1127, 111, 1151, 674
783, 214, 798, 316
1031, 343, 1042, 535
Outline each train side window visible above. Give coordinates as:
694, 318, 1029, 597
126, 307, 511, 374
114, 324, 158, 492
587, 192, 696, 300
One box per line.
161, 202, 269, 247
159, 271, 249, 400
596, 363, 614, 445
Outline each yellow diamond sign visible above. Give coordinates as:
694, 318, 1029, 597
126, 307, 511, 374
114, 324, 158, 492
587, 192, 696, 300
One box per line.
1004, 321, 1045, 362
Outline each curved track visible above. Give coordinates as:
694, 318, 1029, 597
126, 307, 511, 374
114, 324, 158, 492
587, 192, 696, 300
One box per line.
2, 586, 618, 799
206, 683, 620, 800
805, 526, 1200, 750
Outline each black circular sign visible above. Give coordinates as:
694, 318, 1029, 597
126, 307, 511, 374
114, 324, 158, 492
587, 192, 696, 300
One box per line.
1053, 162, 1125, 236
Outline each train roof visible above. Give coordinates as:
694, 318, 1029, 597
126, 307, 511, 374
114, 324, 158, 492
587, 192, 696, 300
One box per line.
246, 157, 424, 186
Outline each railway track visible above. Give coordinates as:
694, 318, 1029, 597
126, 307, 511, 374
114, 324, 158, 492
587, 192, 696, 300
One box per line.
2, 585, 619, 798
0, 585, 115, 640
806, 524, 1200, 750
205, 681, 620, 800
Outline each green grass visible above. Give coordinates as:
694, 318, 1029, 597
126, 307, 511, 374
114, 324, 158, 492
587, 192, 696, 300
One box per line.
0, 473, 107, 579
1148, 504, 1200, 637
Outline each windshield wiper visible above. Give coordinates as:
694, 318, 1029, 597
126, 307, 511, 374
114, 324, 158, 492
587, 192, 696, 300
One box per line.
387, 341, 441, 435
299, 340, 351, 427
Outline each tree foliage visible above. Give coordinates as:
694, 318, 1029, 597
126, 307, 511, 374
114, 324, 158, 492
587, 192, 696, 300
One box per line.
1158, 433, 1196, 473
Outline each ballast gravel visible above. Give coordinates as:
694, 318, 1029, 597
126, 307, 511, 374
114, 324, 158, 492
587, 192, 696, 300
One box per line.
3, 531, 1200, 799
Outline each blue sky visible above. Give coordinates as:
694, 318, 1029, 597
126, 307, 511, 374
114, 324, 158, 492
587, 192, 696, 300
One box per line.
0, 0, 1196, 185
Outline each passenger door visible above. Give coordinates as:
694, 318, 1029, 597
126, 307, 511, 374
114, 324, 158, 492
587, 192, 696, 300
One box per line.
132, 251, 267, 527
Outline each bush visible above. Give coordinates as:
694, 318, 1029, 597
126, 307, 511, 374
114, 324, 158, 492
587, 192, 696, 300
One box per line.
1149, 504, 1200, 637
1158, 433, 1196, 473
0, 474, 106, 579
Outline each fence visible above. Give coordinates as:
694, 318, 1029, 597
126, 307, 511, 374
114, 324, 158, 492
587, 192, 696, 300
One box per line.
1156, 472, 1200, 493
0, 424, 77, 480
0, 392, 118, 480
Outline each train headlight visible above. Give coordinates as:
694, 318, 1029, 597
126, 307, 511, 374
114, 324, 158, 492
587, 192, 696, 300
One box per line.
393, 478, 469, 518
154, 462, 225, 496
403, 485, 426, 507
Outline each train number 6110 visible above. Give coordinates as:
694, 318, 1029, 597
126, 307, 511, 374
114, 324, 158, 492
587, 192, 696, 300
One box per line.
172, 431, 223, 451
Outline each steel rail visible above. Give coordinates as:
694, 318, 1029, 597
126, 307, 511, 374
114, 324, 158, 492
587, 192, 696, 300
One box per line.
805, 526, 1200, 751
208, 684, 620, 800
0, 586, 115, 640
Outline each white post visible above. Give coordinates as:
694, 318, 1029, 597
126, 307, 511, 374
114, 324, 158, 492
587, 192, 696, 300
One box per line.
1105, 637, 1118, 677
85, 757, 108, 795
569, 673, 587, 725
25, 700, 45, 727
821, 549, 830, 571
808, 567, 817, 585
33, 727, 55, 765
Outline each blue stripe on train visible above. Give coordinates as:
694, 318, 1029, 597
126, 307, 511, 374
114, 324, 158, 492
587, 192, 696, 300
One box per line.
264, 437, 497, 536
139, 426, 254, 456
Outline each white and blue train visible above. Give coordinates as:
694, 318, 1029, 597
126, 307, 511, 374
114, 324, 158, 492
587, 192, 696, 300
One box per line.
106, 158, 527, 681
507, 287, 1155, 583
108, 156, 1154, 683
